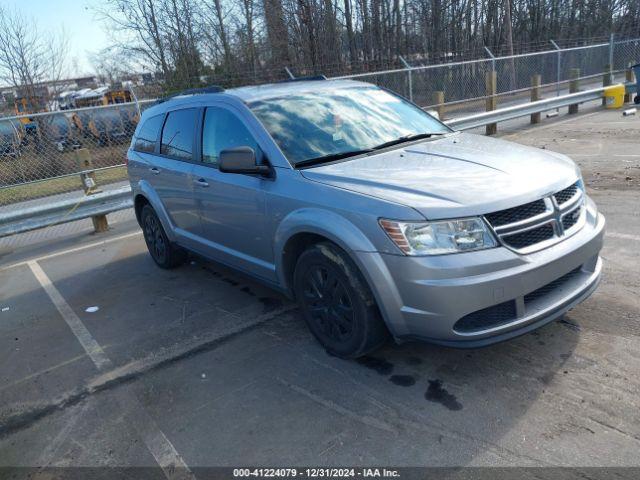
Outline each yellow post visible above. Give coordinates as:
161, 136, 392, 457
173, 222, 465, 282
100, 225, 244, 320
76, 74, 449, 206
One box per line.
569, 68, 580, 114
75, 148, 109, 233
530, 74, 541, 124
485, 71, 497, 135
432, 91, 445, 120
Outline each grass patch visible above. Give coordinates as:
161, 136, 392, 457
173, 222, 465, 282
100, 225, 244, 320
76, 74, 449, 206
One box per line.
0, 166, 128, 206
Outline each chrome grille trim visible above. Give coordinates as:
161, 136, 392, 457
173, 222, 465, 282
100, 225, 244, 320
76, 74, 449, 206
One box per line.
484, 182, 585, 254
492, 197, 554, 235
484, 199, 547, 227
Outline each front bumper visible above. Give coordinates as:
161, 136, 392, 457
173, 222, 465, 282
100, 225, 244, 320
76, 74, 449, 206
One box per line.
355, 203, 605, 347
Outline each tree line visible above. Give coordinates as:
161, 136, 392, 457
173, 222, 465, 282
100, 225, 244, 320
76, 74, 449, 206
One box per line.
96, 0, 640, 91
0, 0, 637, 99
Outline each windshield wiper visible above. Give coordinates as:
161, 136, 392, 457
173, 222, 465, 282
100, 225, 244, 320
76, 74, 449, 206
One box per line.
294, 148, 374, 168
294, 132, 445, 168
371, 132, 443, 151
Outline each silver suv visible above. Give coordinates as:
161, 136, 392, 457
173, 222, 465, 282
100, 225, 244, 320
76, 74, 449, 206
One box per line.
127, 78, 604, 358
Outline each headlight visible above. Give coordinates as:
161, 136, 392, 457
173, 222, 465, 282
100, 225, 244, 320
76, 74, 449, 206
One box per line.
380, 217, 497, 255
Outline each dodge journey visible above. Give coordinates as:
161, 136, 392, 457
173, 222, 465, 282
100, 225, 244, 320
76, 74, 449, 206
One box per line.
127, 78, 604, 358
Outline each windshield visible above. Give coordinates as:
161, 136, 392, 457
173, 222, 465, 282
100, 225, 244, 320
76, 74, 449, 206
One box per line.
249, 86, 450, 166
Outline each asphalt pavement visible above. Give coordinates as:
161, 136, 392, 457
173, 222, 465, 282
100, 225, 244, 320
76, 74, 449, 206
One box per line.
0, 106, 638, 478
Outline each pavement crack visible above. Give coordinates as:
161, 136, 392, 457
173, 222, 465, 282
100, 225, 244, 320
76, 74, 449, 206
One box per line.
587, 417, 640, 443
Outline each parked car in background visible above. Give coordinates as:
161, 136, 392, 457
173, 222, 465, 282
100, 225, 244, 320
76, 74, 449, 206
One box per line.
0, 119, 23, 158
36, 113, 79, 152
74, 87, 134, 108
73, 106, 137, 146
127, 79, 605, 358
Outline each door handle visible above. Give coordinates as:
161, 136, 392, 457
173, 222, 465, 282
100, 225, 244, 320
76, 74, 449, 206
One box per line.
149, 167, 160, 175
194, 178, 209, 187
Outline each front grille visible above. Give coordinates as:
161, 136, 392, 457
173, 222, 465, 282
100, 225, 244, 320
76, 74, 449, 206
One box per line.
454, 300, 517, 333
484, 199, 547, 227
554, 183, 578, 205
501, 223, 555, 249
562, 207, 581, 230
483, 182, 584, 253
524, 267, 583, 304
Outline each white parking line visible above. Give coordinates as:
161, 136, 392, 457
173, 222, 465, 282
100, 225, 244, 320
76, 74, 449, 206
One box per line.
26, 259, 194, 480
28, 260, 111, 370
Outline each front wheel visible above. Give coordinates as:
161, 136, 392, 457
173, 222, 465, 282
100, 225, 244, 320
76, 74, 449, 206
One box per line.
141, 205, 186, 269
293, 242, 389, 358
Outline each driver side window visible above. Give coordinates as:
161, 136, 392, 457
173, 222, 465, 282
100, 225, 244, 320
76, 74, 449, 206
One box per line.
201, 107, 259, 166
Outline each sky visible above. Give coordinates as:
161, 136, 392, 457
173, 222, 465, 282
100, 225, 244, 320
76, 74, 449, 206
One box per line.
6, 0, 110, 76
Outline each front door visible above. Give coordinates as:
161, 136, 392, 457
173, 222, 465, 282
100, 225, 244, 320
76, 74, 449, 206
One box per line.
191, 105, 274, 281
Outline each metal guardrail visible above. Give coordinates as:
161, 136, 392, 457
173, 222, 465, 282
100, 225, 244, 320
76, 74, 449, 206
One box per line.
446, 83, 635, 130
333, 37, 640, 108
0, 82, 636, 239
0, 186, 132, 237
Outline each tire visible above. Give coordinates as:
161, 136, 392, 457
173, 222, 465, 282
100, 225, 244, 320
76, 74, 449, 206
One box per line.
293, 242, 389, 358
141, 205, 186, 269
635, 95, 640, 105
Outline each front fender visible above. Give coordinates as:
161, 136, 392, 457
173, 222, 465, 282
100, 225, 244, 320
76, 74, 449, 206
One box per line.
273, 208, 403, 335
274, 207, 378, 287
134, 180, 177, 243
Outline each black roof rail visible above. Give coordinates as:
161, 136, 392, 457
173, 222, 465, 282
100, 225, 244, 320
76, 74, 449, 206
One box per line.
155, 85, 224, 104
278, 75, 327, 83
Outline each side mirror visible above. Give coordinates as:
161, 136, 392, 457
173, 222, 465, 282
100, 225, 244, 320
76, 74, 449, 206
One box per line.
219, 146, 270, 175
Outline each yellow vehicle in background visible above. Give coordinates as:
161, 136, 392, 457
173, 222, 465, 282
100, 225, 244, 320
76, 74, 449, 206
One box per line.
74, 87, 133, 108
14, 94, 48, 132
72, 104, 139, 146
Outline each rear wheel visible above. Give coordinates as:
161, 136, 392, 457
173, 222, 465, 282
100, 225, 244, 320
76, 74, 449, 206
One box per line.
141, 205, 186, 269
293, 242, 388, 358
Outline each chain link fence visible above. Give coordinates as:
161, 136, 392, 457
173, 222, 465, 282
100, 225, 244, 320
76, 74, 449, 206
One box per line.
335, 37, 639, 116
0, 37, 638, 225
0, 100, 159, 213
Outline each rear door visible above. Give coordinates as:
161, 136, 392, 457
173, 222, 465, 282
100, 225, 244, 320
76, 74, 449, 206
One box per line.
146, 108, 201, 239
191, 105, 274, 281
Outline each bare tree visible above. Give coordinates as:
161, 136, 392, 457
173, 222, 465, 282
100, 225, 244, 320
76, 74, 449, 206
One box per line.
91, 48, 134, 86
202, 0, 234, 70
0, 6, 69, 109
239, 0, 259, 75
94, 0, 640, 91
263, 0, 291, 68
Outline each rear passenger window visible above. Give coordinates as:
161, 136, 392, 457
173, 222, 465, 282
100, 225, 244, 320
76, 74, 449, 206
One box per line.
133, 114, 163, 153
160, 109, 196, 160
201, 107, 259, 166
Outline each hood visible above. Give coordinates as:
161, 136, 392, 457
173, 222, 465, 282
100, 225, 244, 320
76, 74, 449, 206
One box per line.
300, 132, 580, 219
